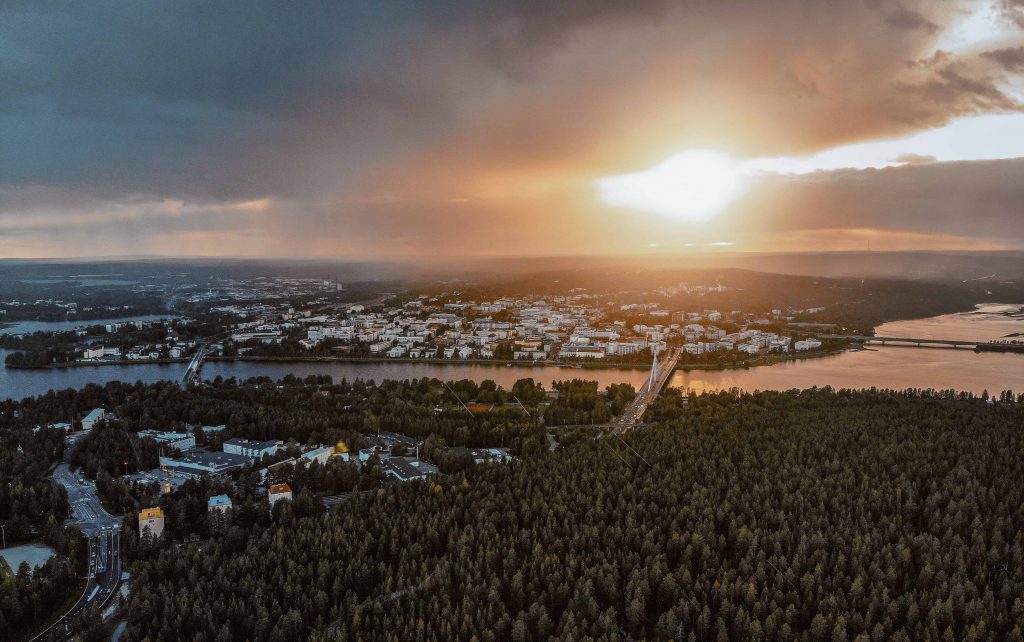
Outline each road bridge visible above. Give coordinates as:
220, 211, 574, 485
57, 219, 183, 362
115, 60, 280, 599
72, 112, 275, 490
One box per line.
181, 333, 231, 387
820, 334, 981, 348
618, 348, 680, 430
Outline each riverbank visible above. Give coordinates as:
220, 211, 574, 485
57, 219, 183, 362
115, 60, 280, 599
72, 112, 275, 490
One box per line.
5, 347, 846, 373
5, 357, 190, 370
207, 348, 848, 373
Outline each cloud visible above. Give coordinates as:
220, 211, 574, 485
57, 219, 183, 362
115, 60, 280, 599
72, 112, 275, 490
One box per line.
722, 157, 1024, 245
892, 153, 938, 164
865, 0, 939, 32
913, 65, 1022, 111
1, 0, 1023, 258
982, 45, 1024, 70
997, 0, 1024, 27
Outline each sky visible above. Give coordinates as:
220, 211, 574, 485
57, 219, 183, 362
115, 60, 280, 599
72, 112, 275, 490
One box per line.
2, 0, 1024, 259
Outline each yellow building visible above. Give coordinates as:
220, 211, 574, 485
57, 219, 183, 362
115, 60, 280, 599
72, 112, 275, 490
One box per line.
139, 506, 165, 538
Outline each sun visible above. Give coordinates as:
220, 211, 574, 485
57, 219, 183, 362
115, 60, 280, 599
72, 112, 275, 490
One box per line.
596, 150, 747, 222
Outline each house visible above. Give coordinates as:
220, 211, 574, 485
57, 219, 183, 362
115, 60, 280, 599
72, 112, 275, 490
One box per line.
139, 507, 165, 538
82, 408, 105, 431
223, 438, 280, 460
268, 483, 293, 509
207, 495, 233, 513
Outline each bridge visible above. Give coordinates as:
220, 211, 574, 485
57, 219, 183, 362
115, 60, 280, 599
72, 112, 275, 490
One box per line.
181, 338, 219, 387
618, 347, 680, 429
820, 334, 984, 349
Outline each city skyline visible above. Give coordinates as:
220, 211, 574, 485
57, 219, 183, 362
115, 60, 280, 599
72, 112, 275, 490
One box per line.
3, 0, 1024, 259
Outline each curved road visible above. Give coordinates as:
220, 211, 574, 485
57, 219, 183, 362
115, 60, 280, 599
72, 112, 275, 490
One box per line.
30, 436, 123, 641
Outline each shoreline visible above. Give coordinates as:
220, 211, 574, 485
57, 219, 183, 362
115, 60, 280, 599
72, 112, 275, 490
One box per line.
4, 348, 847, 373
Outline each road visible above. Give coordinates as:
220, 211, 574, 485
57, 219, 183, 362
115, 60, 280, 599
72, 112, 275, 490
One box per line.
617, 348, 680, 429
30, 437, 124, 641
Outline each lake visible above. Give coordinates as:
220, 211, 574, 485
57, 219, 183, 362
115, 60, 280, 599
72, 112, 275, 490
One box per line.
1, 304, 1022, 401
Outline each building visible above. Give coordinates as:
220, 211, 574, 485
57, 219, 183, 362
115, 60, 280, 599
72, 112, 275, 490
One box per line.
301, 446, 332, 466
380, 457, 439, 482
223, 438, 280, 460
138, 430, 196, 452
207, 494, 233, 513
559, 345, 605, 359
82, 346, 105, 359
159, 450, 252, 478
33, 421, 72, 434
82, 408, 105, 431
138, 507, 164, 538
268, 483, 293, 509
794, 339, 823, 351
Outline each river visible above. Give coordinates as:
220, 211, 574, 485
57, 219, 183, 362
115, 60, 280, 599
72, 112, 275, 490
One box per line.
0, 314, 179, 336
1, 304, 1022, 401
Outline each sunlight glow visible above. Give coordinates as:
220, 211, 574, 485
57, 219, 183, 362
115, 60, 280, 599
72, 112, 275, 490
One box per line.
596, 150, 747, 222
597, 114, 1024, 222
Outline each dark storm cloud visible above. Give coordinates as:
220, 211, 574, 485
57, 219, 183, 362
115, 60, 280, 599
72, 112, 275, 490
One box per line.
0, 1, 673, 192
2, 0, 1022, 257
0, 1, 494, 199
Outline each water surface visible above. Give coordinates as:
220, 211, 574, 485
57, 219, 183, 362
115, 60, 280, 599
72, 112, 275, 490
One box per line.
2, 304, 1021, 401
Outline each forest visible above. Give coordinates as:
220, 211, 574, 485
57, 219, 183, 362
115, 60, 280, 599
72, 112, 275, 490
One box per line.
0, 408, 83, 638
116, 387, 1023, 641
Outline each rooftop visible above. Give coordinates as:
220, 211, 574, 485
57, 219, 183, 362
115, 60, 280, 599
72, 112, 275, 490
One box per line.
224, 437, 279, 449
139, 507, 163, 520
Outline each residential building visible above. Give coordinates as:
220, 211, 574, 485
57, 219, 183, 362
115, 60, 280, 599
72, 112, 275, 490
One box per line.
560, 345, 605, 359
301, 446, 333, 466
138, 430, 196, 452
223, 438, 280, 460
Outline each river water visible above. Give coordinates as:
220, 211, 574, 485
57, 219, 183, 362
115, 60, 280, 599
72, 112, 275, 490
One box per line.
1, 304, 1022, 402
0, 314, 179, 336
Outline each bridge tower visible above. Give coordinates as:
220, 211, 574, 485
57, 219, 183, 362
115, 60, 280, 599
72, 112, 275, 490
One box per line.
648, 345, 660, 392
